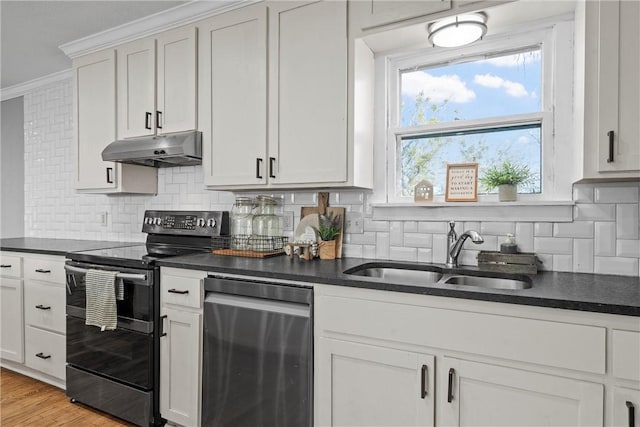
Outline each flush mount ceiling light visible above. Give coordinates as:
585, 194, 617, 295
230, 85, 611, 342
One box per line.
428, 13, 487, 48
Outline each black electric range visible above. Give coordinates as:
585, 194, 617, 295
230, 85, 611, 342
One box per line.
64, 210, 229, 427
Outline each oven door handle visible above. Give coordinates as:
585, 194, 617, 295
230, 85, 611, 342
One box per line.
65, 265, 147, 281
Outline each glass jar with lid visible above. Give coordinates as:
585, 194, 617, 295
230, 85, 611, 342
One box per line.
231, 196, 254, 249
252, 195, 282, 251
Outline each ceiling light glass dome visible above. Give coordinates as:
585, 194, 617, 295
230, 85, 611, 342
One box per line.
428, 13, 487, 48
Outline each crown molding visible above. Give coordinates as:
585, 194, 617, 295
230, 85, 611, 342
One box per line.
59, 0, 257, 59
1, 69, 72, 101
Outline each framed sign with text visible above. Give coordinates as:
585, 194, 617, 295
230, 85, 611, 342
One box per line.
445, 163, 479, 202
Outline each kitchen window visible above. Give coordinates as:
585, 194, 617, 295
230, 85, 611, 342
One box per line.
385, 23, 574, 203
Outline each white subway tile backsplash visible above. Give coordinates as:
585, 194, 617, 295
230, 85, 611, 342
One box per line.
594, 186, 639, 203
573, 239, 594, 273
534, 223, 553, 237
534, 237, 573, 255
595, 222, 616, 256
537, 253, 553, 271
594, 257, 639, 276
21, 79, 640, 277
574, 204, 616, 221
553, 222, 594, 238
616, 204, 639, 240
480, 222, 515, 236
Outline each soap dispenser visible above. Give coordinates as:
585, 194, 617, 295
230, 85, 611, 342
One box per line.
500, 233, 518, 254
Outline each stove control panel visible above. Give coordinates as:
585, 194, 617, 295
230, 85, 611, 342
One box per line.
142, 210, 230, 236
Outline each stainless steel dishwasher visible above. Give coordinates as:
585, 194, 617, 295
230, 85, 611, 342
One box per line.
202, 273, 313, 427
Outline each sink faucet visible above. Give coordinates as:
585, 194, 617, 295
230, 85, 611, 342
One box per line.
446, 221, 484, 268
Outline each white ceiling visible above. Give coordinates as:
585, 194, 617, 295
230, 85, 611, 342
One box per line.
1, 1, 187, 89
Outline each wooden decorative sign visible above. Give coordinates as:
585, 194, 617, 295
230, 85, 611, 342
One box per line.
445, 163, 478, 202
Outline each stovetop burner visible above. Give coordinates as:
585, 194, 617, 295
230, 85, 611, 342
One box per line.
67, 210, 230, 268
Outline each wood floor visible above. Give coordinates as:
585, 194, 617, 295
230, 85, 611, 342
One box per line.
1, 368, 135, 426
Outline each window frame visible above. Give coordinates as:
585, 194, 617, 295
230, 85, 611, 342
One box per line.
383, 24, 571, 204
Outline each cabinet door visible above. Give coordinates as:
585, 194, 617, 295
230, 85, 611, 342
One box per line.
160, 307, 201, 427
74, 50, 118, 190
0, 277, 23, 362
613, 387, 640, 427
117, 38, 156, 139
199, 4, 267, 186
352, 0, 452, 31
438, 357, 603, 426
156, 26, 197, 135
269, 1, 348, 185
317, 338, 434, 427
597, 0, 640, 173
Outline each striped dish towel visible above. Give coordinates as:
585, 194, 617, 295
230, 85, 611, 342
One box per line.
85, 269, 119, 331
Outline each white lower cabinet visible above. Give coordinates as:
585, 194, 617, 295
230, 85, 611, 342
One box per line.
438, 358, 603, 427
0, 277, 23, 362
318, 338, 434, 427
613, 387, 640, 427
160, 267, 206, 427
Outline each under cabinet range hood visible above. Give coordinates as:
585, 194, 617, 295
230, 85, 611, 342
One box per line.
102, 131, 202, 167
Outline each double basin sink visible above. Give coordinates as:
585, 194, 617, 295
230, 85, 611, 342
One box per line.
343, 262, 532, 291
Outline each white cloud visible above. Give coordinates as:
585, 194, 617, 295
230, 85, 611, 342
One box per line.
401, 72, 476, 103
483, 50, 541, 67
517, 136, 531, 144
473, 73, 529, 98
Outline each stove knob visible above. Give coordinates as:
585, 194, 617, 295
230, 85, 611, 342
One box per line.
197, 218, 206, 227
207, 218, 216, 228
144, 217, 151, 225
154, 218, 162, 225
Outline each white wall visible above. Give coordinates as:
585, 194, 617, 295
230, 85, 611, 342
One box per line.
1, 96, 25, 238
23, 79, 640, 276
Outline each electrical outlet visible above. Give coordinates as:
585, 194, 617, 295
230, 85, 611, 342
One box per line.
281, 211, 294, 232
344, 212, 364, 234
97, 212, 108, 227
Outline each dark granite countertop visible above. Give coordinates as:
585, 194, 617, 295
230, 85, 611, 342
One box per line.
0, 237, 140, 256
158, 253, 640, 317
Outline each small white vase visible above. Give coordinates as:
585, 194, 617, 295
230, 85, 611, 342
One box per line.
498, 184, 517, 202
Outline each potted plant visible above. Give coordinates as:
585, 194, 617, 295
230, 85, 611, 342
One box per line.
480, 161, 533, 202
315, 213, 342, 260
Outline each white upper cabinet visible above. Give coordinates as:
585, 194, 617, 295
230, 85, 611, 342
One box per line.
118, 26, 197, 139
351, 0, 452, 32
199, 4, 268, 187
578, 0, 640, 179
201, 0, 374, 190
73, 50, 157, 194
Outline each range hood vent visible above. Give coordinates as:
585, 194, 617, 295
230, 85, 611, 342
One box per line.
102, 131, 202, 168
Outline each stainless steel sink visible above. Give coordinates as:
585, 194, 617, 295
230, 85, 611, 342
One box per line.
443, 275, 531, 290
344, 263, 444, 285
344, 262, 532, 291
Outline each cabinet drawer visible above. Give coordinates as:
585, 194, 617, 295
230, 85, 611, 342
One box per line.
318, 296, 607, 374
25, 325, 66, 380
0, 254, 22, 278
24, 280, 66, 334
161, 268, 205, 309
24, 256, 66, 284
613, 329, 640, 381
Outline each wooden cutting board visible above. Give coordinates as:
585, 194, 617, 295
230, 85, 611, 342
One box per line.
300, 192, 345, 258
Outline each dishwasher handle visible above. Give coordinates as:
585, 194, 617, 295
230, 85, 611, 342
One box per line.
205, 293, 310, 318
204, 276, 312, 305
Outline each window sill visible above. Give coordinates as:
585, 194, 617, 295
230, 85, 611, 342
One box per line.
372, 201, 575, 222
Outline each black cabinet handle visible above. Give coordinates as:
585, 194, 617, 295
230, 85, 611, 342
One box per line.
106, 167, 113, 184
269, 157, 276, 178
447, 368, 455, 403
627, 401, 635, 427
607, 130, 615, 163
160, 315, 167, 337
0, 264, 11, 268
35, 269, 51, 273
420, 364, 428, 399
156, 111, 162, 129
35, 304, 51, 310
168, 289, 189, 295
35, 352, 51, 360
145, 112, 152, 130
256, 158, 263, 179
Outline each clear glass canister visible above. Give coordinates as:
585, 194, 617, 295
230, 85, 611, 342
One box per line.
231, 196, 254, 249
252, 195, 282, 250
